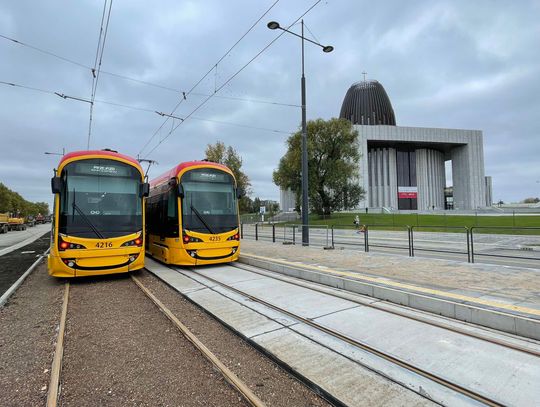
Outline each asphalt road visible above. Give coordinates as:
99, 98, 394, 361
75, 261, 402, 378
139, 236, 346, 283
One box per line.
0, 224, 51, 254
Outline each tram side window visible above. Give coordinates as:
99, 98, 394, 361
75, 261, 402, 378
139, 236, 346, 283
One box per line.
147, 189, 178, 237
166, 188, 179, 237
147, 195, 162, 234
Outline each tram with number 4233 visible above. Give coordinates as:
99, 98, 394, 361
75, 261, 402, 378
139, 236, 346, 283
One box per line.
146, 161, 242, 265
48, 149, 149, 277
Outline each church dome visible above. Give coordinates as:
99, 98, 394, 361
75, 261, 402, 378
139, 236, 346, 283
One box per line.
339, 79, 396, 125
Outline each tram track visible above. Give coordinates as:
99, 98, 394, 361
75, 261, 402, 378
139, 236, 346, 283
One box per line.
130, 275, 266, 407
45, 275, 267, 407
160, 262, 540, 407
232, 263, 540, 357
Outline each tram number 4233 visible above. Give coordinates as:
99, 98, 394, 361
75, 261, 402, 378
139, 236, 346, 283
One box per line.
95, 242, 113, 248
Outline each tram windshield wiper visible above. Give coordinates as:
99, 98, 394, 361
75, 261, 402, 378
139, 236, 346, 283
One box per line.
190, 204, 215, 235
72, 189, 105, 239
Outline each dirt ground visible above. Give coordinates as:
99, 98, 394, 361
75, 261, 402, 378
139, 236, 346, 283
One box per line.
0, 232, 50, 296
0, 260, 330, 406
0, 264, 64, 406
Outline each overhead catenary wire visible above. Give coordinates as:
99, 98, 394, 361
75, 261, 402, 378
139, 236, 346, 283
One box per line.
0, 33, 89, 69
141, 0, 322, 159
0, 79, 292, 135
0, 32, 298, 107
0, 80, 54, 95
137, 0, 281, 157
303, 22, 321, 44
88, 0, 113, 149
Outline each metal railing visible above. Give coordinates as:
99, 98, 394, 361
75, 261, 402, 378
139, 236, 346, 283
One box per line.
241, 223, 540, 265
469, 226, 540, 263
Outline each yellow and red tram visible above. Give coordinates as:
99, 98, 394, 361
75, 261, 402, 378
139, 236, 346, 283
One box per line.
48, 149, 149, 277
146, 161, 241, 265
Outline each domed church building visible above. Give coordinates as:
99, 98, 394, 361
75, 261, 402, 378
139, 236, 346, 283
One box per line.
339, 78, 492, 210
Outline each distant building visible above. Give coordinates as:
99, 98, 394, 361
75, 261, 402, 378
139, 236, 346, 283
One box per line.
338, 79, 492, 210
279, 188, 296, 212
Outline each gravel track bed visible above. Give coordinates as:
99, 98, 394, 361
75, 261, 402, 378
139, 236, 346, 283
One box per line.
60, 274, 249, 406
0, 232, 50, 295
0, 263, 65, 406
136, 268, 331, 407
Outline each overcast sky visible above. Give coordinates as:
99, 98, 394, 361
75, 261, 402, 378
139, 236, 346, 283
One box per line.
1, 0, 539, 208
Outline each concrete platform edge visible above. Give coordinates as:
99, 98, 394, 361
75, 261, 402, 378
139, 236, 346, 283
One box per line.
238, 255, 540, 341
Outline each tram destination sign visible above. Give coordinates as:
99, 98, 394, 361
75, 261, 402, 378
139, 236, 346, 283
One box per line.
74, 162, 131, 177
187, 170, 229, 183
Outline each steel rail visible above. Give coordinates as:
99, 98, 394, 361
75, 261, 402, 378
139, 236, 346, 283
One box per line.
130, 275, 266, 407
46, 282, 70, 407
233, 262, 540, 357
180, 267, 504, 407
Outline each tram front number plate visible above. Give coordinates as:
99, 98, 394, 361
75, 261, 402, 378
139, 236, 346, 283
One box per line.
95, 242, 113, 248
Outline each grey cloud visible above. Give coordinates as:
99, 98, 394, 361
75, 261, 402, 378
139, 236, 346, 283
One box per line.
1, 0, 539, 208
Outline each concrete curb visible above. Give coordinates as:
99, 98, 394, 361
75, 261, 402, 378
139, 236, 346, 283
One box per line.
239, 255, 540, 341
0, 249, 49, 307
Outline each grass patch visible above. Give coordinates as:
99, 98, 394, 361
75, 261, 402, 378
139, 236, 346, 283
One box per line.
278, 213, 540, 235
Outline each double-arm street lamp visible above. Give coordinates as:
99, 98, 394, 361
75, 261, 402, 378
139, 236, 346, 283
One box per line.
267, 20, 333, 246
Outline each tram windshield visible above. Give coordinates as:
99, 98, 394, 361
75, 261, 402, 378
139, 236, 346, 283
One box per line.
59, 159, 143, 238
181, 168, 238, 234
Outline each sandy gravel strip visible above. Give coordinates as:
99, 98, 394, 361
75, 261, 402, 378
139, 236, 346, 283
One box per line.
136, 269, 332, 407
0, 264, 65, 406
59, 275, 250, 406
132, 275, 265, 407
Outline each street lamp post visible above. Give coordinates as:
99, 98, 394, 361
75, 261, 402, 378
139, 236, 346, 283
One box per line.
267, 20, 333, 246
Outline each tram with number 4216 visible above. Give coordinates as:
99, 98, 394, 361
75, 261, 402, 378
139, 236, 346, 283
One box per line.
48, 149, 149, 277
146, 161, 242, 265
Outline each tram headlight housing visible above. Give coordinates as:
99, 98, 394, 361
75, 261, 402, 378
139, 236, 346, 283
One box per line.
62, 258, 76, 268
122, 236, 143, 247
227, 233, 240, 241
183, 233, 202, 243
58, 236, 86, 251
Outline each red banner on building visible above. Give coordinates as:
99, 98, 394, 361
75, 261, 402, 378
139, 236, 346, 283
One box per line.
398, 186, 417, 199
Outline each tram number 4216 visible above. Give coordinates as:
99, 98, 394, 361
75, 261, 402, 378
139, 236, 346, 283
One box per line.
95, 242, 113, 248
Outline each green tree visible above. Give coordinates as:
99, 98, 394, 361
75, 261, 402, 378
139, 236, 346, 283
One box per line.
273, 118, 364, 216
0, 183, 12, 213
205, 141, 252, 213
0, 182, 50, 216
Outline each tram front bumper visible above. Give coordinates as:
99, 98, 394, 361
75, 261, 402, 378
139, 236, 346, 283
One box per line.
48, 249, 145, 277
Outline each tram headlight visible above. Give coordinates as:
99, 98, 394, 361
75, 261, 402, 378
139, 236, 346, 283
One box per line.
58, 236, 86, 251
122, 237, 143, 247
62, 258, 76, 268
183, 233, 202, 243
227, 233, 240, 241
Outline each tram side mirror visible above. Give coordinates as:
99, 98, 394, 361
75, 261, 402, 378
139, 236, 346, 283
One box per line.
177, 184, 184, 198
140, 182, 150, 198
51, 177, 63, 194
236, 187, 245, 199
